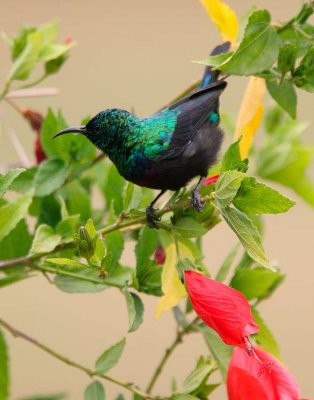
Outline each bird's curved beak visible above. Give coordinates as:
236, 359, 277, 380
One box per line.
53, 125, 87, 139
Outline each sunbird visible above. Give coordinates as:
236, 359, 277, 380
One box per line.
54, 43, 230, 227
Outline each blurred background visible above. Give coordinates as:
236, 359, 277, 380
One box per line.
0, 0, 313, 399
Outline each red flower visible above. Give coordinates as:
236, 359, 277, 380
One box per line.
154, 245, 166, 265
203, 174, 220, 185
227, 346, 304, 400
184, 270, 259, 346
21, 108, 46, 164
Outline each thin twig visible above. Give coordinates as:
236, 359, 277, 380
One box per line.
0, 194, 214, 270
0, 317, 154, 399
146, 317, 199, 394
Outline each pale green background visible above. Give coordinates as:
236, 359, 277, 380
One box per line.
0, 1, 313, 399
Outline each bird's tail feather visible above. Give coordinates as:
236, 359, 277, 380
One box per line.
199, 42, 231, 88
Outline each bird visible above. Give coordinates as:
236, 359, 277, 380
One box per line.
54, 42, 230, 228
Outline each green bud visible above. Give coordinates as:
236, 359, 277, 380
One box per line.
278, 43, 297, 75
78, 226, 94, 260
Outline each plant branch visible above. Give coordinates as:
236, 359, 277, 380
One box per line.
0, 194, 213, 271
146, 317, 199, 394
0, 317, 155, 399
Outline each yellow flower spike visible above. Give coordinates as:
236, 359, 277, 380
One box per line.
200, 0, 239, 43
235, 77, 266, 159
155, 239, 187, 320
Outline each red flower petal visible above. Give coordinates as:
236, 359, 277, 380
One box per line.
65, 35, 73, 44
203, 174, 220, 185
227, 347, 301, 400
184, 270, 259, 346
154, 245, 166, 265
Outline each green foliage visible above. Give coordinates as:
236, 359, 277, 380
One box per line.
0, 168, 25, 197
95, 338, 126, 374
1, 21, 75, 98
230, 267, 284, 300
219, 10, 280, 75
256, 107, 314, 206
0, 330, 9, 400
84, 381, 105, 400
252, 308, 281, 358
0, 190, 33, 242
196, 3, 314, 117
123, 289, 144, 332
201, 327, 233, 381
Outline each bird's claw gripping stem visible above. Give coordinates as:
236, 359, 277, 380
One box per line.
146, 205, 161, 229
191, 190, 204, 212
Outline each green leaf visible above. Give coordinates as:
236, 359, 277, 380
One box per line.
252, 308, 280, 358
123, 290, 144, 332
9, 167, 37, 193
9, 26, 36, 60
221, 140, 248, 173
0, 168, 25, 197
218, 10, 280, 75
0, 274, 30, 288
266, 79, 297, 119
171, 395, 199, 400
123, 182, 142, 211
95, 338, 126, 374
201, 326, 232, 381
56, 215, 80, 241
103, 230, 124, 272
31, 224, 62, 254
182, 356, 216, 394
18, 394, 65, 400
136, 227, 158, 279
173, 217, 208, 238
102, 165, 125, 215
84, 381, 105, 400
278, 43, 297, 75
54, 269, 107, 293
214, 171, 245, 209
0, 220, 32, 262
0, 329, 9, 400
219, 207, 274, 271
135, 227, 161, 295
256, 115, 314, 206
230, 267, 284, 300
34, 159, 67, 197
233, 177, 295, 214
193, 51, 232, 67
294, 48, 314, 92
215, 243, 240, 282
65, 180, 91, 222
6, 30, 42, 81
0, 190, 33, 242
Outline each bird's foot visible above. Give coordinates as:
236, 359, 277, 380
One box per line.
146, 205, 161, 229
191, 190, 204, 212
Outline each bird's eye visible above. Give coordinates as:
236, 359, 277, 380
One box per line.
95, 124, 101, 132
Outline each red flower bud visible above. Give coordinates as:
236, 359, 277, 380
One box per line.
34, 134, 46, 164
184, 270, 259, 346
203, 174, 220, 186
227, 347, 303, 400
20, 108, 46, 164
65, 35, 73, 44
154, 245, 166, 265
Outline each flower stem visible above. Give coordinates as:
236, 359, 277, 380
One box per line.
146, 317, 199, 394
0, 317, 154, 399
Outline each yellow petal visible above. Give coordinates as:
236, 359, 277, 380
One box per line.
200, 0, 239, 42
155, 238, 187, 319
235, 77, 266, 159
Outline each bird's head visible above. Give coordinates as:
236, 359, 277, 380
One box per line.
54, 109, 131, 152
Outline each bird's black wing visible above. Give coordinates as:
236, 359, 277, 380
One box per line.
160, 79, 227, 160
